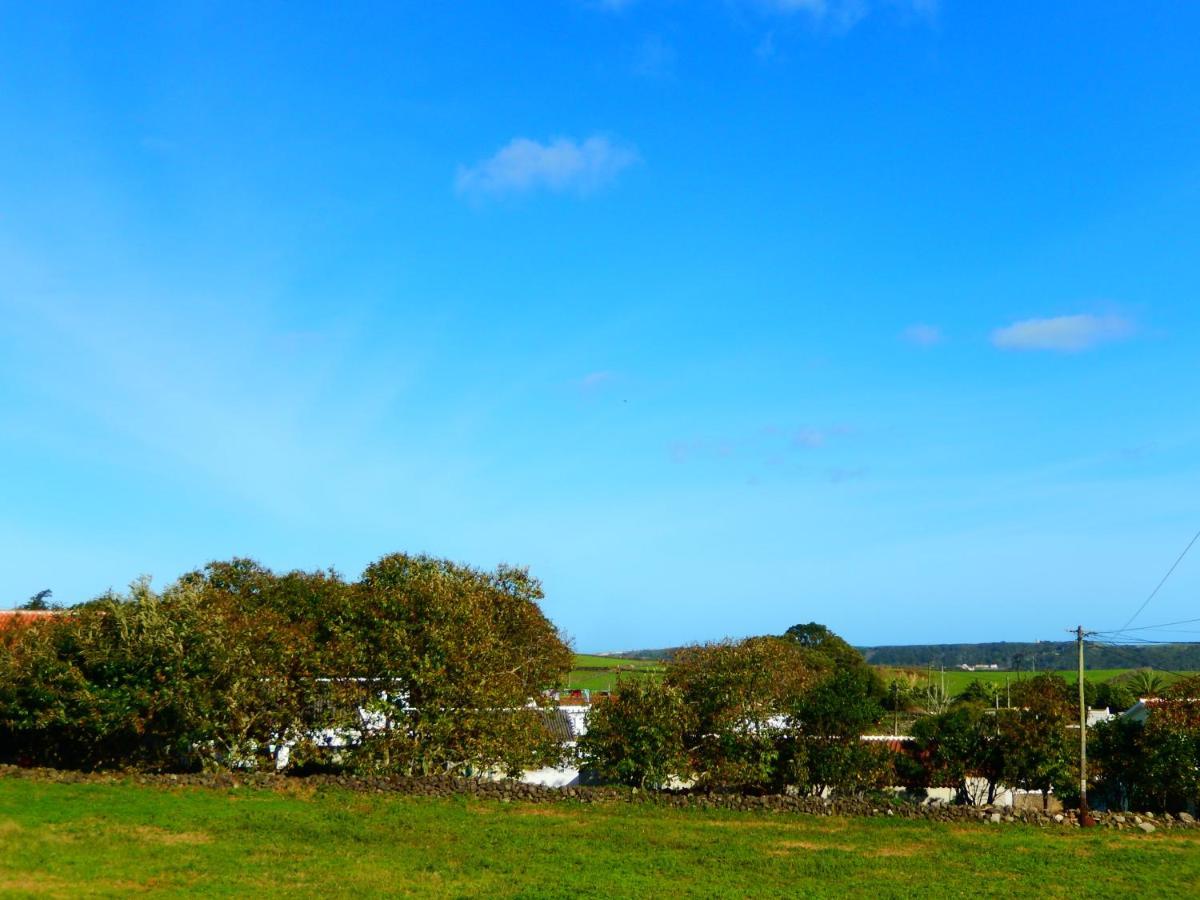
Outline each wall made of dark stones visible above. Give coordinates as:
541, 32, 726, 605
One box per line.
0, 765, 1192, 832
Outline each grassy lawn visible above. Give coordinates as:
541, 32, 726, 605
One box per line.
1, 779, 1198, 897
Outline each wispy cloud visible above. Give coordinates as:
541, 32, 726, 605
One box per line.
756, 0, 936, 29
587, 0, 937, 31
900, 323, 943, 347
455, 135, 638, 200
632, 36, 677, 78
991, 314, 1135, 353
578, 370, 617, 393
826, 466, 867, 484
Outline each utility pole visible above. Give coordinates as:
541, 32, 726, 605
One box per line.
1076, 625, 1094, 827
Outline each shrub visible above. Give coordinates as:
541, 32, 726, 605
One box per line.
668, 637, 816, 791
577, 677, 688, 788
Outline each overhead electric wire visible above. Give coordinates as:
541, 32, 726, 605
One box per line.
1093, 615, 1200, 634
1113, 526, 1200, 634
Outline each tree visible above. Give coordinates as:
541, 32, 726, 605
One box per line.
668, 637, 816, 791
998, 674, 1075, 810
1093, 678, 1135, 713
1118, 668, 1168, 699
17, 589, 55, 611
0, 577, 246, 771
781, 667, 891, 797
956, 679, 1000, 707
577, 677, 688, 788
902, 704, 1005, 805
342, 553, 573, 777
1094, 675, 1200, 812
784, 622, 885, 698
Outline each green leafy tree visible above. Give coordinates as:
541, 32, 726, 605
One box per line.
17, 589, 56, 611
343, 554, 573, 777
956, 679, 1000, 707
1117, 668, 1168, 699
1093, 678, 1136, 713
0, 577, 244, 770
668, 637, 816, 791
781, 667, 891, 796
999, 674, 1075, 810
902, 704, 1005, 805
1094, 675, 1200, 812
577, 677, 688, 788
784, 622, 885, 698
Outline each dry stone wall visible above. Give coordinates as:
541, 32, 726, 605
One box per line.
1, 765, 1193, 831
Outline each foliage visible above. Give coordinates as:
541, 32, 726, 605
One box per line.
668, 636, 816, 791
785, 621, 886, 698
1092, 678, 1136, 712
956, 679, 1001, 707
901, 704, 1004, 805
1114, 668, 1168, 699
0, 554, 572, 777
780, 668, 891, 796
0, 577, 247, 770
343, 554, 573, 777
17, 589, 56, 611
583, 628, 892, 795
998, 674, 1075, 809
861, 640, 1200, 672
1092, 675, 1200, 812
576, 676, 688, 788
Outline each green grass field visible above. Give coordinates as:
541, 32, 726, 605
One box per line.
0, 778, 1197, 897
569, 654, 1191, 699
879, 667, 1192, 698
565, 653, 664, 692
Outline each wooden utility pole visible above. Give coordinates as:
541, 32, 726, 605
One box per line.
1076, 626, 1094, 826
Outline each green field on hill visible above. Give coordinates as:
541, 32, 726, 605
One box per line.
1, 778, 1197, 897
567, 654, 1191, 700
565, 653, 664, 692
879, 667, 1191, 698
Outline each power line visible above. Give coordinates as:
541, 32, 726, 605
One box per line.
1094, 615, 1200, 634
1113, 526, 1200, 634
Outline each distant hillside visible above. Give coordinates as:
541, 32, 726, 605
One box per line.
602, 647, 683, 662
606, 640, 1200, 671
858, 641, 1200, 672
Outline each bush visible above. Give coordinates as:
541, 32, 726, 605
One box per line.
669, 637, 816, 791
0, 554, 573, 777
1093, 675, 1200, 812
577, 677, 688, 788
781, 668, 891, 796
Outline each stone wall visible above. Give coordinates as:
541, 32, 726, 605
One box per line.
0, 764, 1192, 832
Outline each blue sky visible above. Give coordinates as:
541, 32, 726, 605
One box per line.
2, 1, 1199, 650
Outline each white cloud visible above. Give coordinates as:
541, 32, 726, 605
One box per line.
900, 323, 942, 347
587, 0, 936, 30
757, 0, 935, 28
792, 427, 828, 448
455, 135, 638, 199
991, 314, 1135, 353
